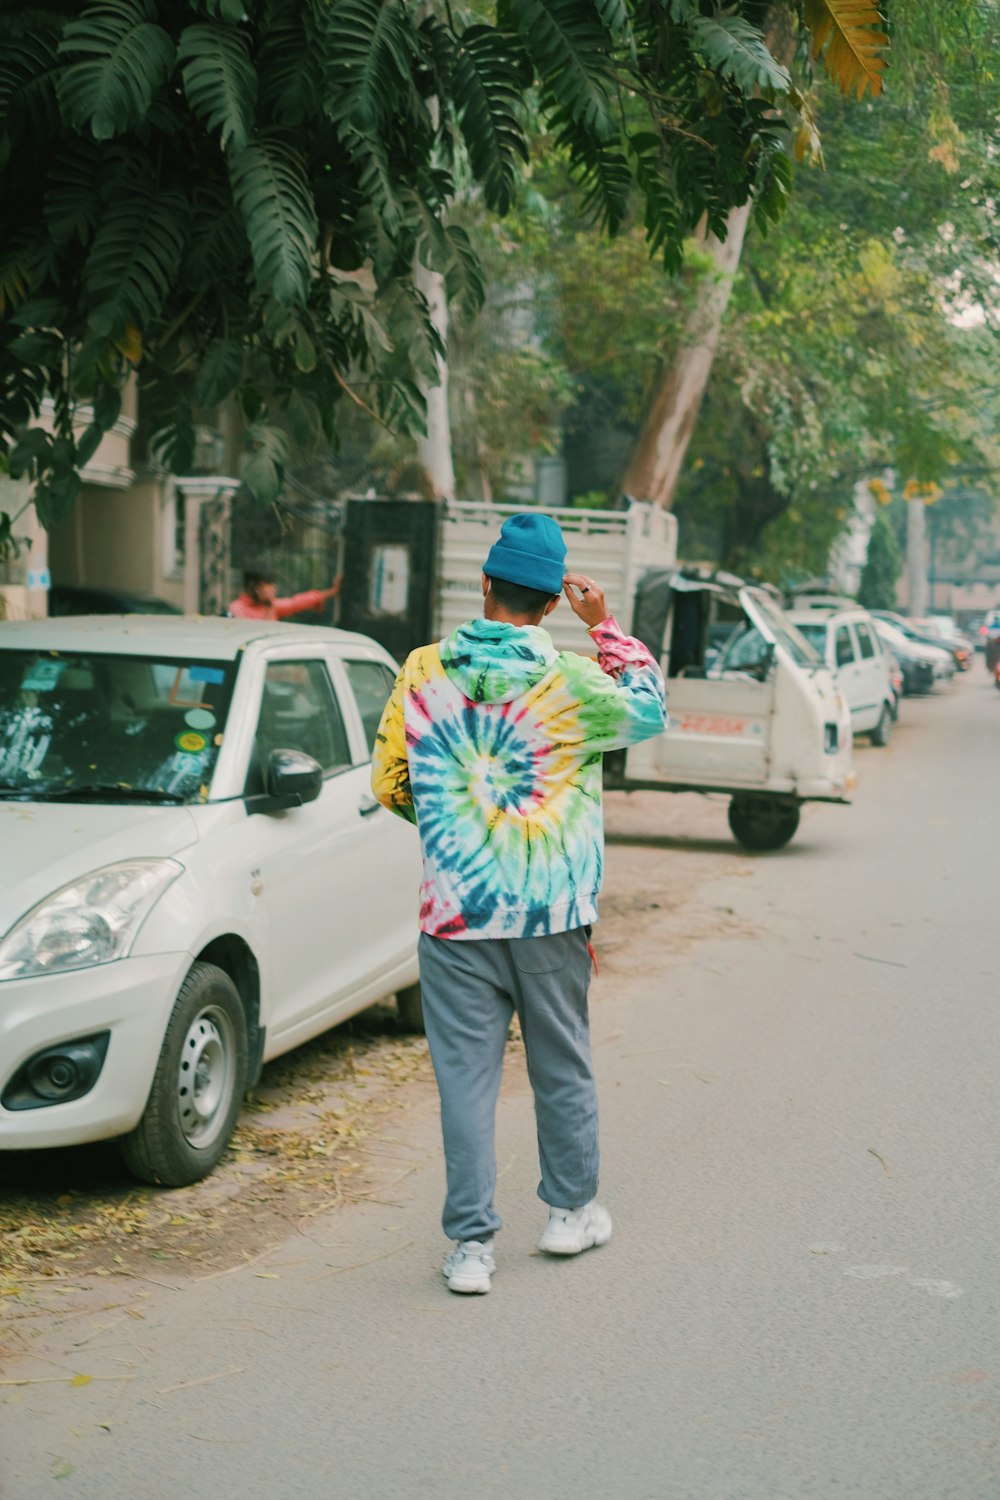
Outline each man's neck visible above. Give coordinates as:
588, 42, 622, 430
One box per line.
483, 605, 544, 628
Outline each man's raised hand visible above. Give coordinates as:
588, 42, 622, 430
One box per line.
563, 574, 608, 630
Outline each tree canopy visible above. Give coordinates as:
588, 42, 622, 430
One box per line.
0, 0, 888, 547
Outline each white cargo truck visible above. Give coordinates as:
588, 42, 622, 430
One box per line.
436, 502, 854, 851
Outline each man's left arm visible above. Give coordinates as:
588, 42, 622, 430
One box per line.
562, 574, 666, 750
371, 668, 417, 824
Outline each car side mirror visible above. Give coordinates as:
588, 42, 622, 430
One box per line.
268, 749, 322, 805
247, 749, 323, 813
745, 641, 775, 680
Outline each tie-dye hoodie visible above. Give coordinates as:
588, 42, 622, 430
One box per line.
371, 615, 666, 940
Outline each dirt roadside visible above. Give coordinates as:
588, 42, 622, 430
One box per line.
0, 790, 757, 1353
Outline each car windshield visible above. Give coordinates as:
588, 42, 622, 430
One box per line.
745, 594, 822, 668
0, 650, 237, 804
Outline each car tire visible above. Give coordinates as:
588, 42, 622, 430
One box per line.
396, 981, 425, 1033
119, 962, 248, 1187
727, 797, 801, 853
869, 704, 892, 747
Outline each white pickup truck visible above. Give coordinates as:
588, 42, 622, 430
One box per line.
436, 502, 854, 851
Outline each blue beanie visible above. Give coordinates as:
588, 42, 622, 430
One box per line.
483, 513, 567, 596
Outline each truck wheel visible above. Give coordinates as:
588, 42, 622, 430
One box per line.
396, 981, 425, 1033
869, 704, 892, 747
728, 797, 801, 853
120, 962, 248, 1187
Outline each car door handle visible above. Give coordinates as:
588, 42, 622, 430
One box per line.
358, 794, 381, 817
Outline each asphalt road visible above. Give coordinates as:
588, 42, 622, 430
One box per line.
2, 672, 997, 1500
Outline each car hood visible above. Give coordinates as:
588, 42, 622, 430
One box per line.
0, 802, 200, 934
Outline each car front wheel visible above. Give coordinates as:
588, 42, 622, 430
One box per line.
120, 962, 248, 1187
869, 704, 892, 746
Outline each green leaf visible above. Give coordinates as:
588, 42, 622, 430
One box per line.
229, 138, 318, 306
241, 421, 289, 502
177, 22, 257, 154
202, 0, 247, 20
34, 468, 82, 529
8, 330, 64, 366
283, 389, 322, 448
83, 180, 188, 336
181, 182, 247, 290
592, 0, 631, 40
58, 0, 175, 140
44, 138, 105, 247
322, 0, 418, 132
452, 26, 529, 215
194, 340, 244, 406
257, 0, 322, 126
76, 422, 105, 466
0, 28, 64, 152
508, 0, 616, 139
687, 15, 792, 98
92, 382, 122, 429
8, 427, 52, 479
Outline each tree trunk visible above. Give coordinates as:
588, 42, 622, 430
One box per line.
414, 261, 456, 503
619, 200, 752, 510
906, 497, 929, 617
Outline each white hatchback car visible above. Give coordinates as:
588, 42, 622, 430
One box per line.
0, 616, 421, 1185
786, 606, 895, 746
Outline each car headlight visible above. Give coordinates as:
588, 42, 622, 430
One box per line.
0, 859, 183, 982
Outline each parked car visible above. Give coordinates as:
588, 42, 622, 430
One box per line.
871, 619, 939, 695
869, 612, 956, 681
48, 585, 182, 616
786, 606, 895, 745
916, 616, 973, 671
0, 617, 420, 1186
980, 608, 1000, 672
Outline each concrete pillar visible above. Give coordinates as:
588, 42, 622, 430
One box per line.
906, 499, 929, 619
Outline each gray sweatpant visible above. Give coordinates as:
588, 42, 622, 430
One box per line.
418, 926, 599, 1243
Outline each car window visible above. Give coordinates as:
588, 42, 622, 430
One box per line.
834, 626, 856, 667
792, 620, 828, 657
343, 659, 397, 754
855, 621, 876, 659
0, 650, 236, 803
255, 660, 351, 775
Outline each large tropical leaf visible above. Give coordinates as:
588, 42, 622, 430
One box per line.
44, 137, 105, 246
322, 0, 418, 132
177, 22, 257, 153
592, 0, 632, 41
257, 0, 321, 126
242, 420, 289, 503
452, 25, 529, 215
687, 14, 792, 97
181, 180, 247, 290
83, 180, 189, 335
0, 27, 64, 156
229, 138, 318, 306
194, 339, 244, 407
803, 0, 888, 99
508, 0, 616, 139
57, 0, 175, 139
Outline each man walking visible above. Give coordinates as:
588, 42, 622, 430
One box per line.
371, 513, 666, 1293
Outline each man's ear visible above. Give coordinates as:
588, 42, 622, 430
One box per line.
543, 595, 560, 617
482, 573, 490, 597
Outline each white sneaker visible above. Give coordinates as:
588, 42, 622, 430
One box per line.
442, 1240, 495, 1294
538, 1200, 613, 1256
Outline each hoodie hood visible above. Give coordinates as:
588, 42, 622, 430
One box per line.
440, 618, 559, 704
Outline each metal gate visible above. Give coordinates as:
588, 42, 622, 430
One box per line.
339, 499, 441, 658
228, 491, 343, 622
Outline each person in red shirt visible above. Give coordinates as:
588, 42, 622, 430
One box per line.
227, 564, 341, 622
